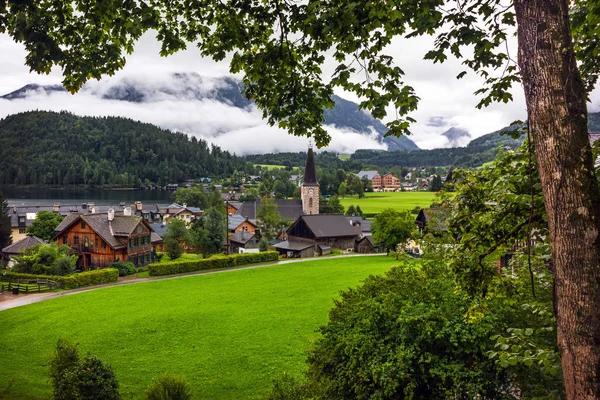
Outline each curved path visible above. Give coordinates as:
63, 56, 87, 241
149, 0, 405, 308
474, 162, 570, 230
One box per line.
0, 254, 386, 312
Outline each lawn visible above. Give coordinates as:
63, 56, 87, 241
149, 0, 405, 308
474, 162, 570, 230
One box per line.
0, 256, 397, 399
254, 163, 286, 170
339, 191, 441, 214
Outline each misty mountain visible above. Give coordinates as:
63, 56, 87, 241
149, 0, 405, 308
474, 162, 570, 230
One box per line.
441, 127, 471, 147
1, 73, 420, 152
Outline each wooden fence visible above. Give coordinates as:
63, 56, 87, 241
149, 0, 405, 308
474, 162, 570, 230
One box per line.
0, 278, 59, 294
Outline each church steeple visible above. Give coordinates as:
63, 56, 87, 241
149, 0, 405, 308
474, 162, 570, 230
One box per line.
301, 145, 320, 215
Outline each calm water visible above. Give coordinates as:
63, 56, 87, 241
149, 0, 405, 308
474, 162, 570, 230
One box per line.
2, 187, 174, 207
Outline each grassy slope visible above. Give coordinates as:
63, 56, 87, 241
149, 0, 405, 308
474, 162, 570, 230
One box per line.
0, 256, 397, 400
339, 191, 440, 213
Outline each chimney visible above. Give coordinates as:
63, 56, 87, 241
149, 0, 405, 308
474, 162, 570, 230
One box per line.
91, 207, 97, 214
88, 202, 95, 210
182, 203, 187, 209
13, 205, 16, 213
135, 201, 143, 211
123, 207, 132, 216
107, 208, 115, 221
53, 203, 60, 212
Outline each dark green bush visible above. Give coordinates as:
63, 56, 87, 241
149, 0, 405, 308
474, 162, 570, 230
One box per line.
110, 261, 136, 277
144, 374, 192, 400
3, 268, 118, 289
49, 338, 120, 400
148, 251, 279, 276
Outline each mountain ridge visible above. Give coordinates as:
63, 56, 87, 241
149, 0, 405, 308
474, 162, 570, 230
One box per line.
1, 73, 420, 152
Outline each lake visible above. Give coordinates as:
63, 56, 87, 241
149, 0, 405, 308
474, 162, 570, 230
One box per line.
2, 187, 174, 207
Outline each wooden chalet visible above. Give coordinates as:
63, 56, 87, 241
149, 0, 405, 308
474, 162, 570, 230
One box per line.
53, 210, 163, 270
275, 214, 358, 258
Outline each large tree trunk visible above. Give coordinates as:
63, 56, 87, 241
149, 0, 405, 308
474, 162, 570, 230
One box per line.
514, 1, 600, 398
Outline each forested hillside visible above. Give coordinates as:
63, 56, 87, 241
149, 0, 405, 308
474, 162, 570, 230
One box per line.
0, 111, 251, 186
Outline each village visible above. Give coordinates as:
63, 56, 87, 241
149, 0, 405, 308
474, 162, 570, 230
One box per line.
1, 147, 447, 271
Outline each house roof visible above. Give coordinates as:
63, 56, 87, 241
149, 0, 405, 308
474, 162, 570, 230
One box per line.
236, 199, 304, 222
303, 147, 319, 186
274, 240, 314, 251
356, 170, 379, 180
293, 214, 358, 238
151, 231, 164, 244
2, 234, 46, 254
416, 207, 450, 232
346, 216, 372, 233
229, 231, 256, 245
149, 223, 168, 238
228, 214, 255, 231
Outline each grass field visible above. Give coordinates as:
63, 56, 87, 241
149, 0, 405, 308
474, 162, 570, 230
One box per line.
0, 256, 397, 399
337, 154, 351, 161
254, 164, 286, 170
339, 191, 440, 214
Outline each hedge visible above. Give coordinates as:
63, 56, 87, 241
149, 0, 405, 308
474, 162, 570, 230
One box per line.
148, 251, 279, 277
2, 269, 119, 289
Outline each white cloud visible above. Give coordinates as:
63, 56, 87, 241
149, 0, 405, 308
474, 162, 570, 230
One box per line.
1, 29, 599, 153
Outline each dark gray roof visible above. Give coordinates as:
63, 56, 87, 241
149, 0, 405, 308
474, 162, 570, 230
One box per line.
345, 216, 372, 233
230, 231, 256, 245
149, 223, 168, 238
274, 240, 314, 251
228, 214, 254, 231
294, 214, 358, 238
2, 235, 46, 254
151, 231, 163, 244
236, 199, 304, 222
303, 147, 318, 186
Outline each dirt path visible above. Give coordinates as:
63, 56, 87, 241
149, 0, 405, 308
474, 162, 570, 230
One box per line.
0, 254, 385, 312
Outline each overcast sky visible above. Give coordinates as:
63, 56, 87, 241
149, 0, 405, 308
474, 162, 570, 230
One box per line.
1, 31, 599, 154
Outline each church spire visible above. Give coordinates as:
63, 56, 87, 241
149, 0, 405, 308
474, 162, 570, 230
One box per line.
303, 146, 318, 186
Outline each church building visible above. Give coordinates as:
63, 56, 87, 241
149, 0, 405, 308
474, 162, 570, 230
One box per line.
301, 146, 320, 215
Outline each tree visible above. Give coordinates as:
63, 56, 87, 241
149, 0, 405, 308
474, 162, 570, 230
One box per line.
26, 210, 64, 241
172, 187, 207, 209
371, 209, 414, 254
257, 196, 283, 240
0, 193, 11, 250
4, 0, 600, 395
49, 339, 120, 400
319, 195, 344, 214
429, 175, 443, 192
143, 375, 192, 400
163, 218, 189, 260
13, 242, 76, 275
344, 205, 356, 216
337, 182, 347, 198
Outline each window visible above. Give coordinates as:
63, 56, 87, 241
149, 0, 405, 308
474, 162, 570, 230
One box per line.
134, 237, 139, 246
309, 198, 313, 208
146, 253, 150, 263
129, 238, 132, 247
81, 222, 86, 229
18, 217, 25, 224
134, 255, 138, 266
148, 234, 151, 243
141, 236, 145, 245
102, 240, 106, 249
95, 238, 99, 247
63, 236, 67, 245
19, 228, 26, 234
74, 236, 79, 245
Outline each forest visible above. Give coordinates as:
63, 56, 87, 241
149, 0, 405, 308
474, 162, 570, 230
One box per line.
0, 111, 253, 187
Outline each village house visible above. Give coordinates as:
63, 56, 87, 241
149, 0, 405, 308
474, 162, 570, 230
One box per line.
228, 214, 257, 234
1, 234, 46, 268
228, 231, 261, 254
53, 208, 163, 269
381, 173, 401, 191
356, 170, 382, 191
161, 203, 203, 224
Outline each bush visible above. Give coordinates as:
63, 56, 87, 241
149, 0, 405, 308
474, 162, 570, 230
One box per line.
259, 238, 269, 252
53, 257, 76, 276
148, 251, 279, 276
165, 237, 183, 260
49, 338, 120, 400
2, 268, 118, 289
110, 261, 136, 277
263, 373, 306, 400
144, 375, 192, 400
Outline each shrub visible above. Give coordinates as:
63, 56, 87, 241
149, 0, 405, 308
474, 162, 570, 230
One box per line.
110, 261, 136, 277
53, 257, 76, 276
49, 338, 120, 400
263, 373, 306, 400
2, 269, 118, 289
165, 237, 183, 260
148, 251, 279, 276
144, 375, 192, 400
259, 238, 269, 252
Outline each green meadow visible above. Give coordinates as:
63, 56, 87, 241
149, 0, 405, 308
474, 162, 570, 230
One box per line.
0, 256, 397, 399
254, 164, 286, 170
339, 191, 440, 214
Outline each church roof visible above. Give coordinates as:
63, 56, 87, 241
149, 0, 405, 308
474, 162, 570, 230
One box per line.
303, 147, 319, 186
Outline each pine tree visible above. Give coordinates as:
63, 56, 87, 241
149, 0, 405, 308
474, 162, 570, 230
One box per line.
0, 193, 12, 250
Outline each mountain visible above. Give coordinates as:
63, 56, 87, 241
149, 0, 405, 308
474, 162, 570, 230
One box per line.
0, 111, 249, 187
441, 127, 471, 147
1, 73, 420, 152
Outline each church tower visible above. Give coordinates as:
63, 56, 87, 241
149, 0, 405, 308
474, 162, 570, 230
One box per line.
301, 145, 320, 215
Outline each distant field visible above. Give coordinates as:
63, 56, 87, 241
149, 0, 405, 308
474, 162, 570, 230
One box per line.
0, 256, 397, 400
337, 154, 351, 161
339, 191, 440, 214
254, 164, 286, 170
